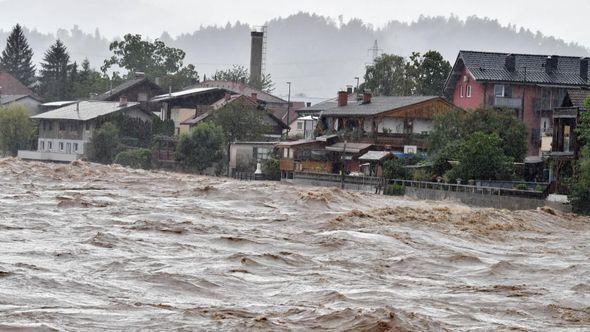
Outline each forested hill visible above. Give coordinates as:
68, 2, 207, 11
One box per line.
0, 12, 588, 100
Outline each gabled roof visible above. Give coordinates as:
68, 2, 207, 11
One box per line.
326, 142, 372, 154
1, 94, 41, 104
195, 80, 287, 104
31, 101, 140, 121
444, 50, 590, 97
0, 71, 35, 96
320, 96, 442, 117
151, 87, 221, 102
180, 94, 288, 129
97, 77, 163, 101
564, 89, 590, 108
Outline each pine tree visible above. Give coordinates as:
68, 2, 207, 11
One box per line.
39, 40, 73, 101
0, 24, 36, 86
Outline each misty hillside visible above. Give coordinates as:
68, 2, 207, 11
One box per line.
0, 12, 588, 100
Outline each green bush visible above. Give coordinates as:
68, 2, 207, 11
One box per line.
514, 183, 528, 191
175, 122, 224, 171
383, 159, 410, 179
262, 158, 280, 180
114, 148, 152, 169
89, 122, 120, 164
412, 168, 432, 181
384, 183, 405, 196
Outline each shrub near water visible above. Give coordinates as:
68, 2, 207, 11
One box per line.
114, 148, 152, 169
384, 183, 405, 196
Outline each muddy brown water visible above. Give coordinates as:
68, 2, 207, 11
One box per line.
0, 158, 588, 331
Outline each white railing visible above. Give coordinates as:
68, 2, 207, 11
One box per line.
18, 150, 81, 162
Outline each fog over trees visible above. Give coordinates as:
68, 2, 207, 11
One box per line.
0, 13, 587, 100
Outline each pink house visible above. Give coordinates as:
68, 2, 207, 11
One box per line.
444, 51, 590, 157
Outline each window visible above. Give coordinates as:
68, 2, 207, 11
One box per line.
48, 121, 53, 131
494, 84, 505, 97
42, 121, 47, 131
70, 122, 78, 132
463, 75, 468, 82
297, 121, 303, 130
73, 143, 79, 152
253, 147, 271, 162
59, 122, 66, 131
460, 85, 465, 98
466, 85, 472, 98
59, 142, 64, 151
85, 122, 91, 131
48, 141, 53, 150
40, 140, 45, 150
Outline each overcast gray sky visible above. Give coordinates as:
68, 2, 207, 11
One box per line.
0, 0, 588, 46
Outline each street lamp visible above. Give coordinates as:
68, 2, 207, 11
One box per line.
286, 81, 292, 139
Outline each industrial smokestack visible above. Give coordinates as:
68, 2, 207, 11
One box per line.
249, 30, 264, 86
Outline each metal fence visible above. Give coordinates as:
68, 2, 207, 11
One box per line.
292, 172, 549, 199
388, 179, 549, 199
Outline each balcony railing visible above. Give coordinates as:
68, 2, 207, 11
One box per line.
494, 96, 522, 109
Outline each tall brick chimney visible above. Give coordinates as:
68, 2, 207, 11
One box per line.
249, 30, 264, 85
337, 90, 348, 107
505, 54, 516, 72
581, 58, 589, 81
545, 55, 559, 74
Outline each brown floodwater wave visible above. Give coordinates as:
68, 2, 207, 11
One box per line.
0, 157, 588, 331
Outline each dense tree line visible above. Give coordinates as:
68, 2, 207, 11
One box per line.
361, 50, 451, 96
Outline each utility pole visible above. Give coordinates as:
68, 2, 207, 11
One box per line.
368, 40, 382, 62
286, 81, 292, 139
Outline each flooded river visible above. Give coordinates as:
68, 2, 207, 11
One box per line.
0, 158, 589, 331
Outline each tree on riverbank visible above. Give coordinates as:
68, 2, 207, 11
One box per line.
0, 105, 35, 156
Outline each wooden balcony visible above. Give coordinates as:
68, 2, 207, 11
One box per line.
280, 158, 295, 171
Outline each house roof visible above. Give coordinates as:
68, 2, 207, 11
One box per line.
297, 96, 357, 114
445, 50, 590, 96
320, 96, 441, 117
151, 87, 221, 102
97, 77, 163, 101
325, 142, 372, 153
0, 71, 35, 96
1, 94, 41, 104
195, 80, 286, 104
276, 139, 318, 148
179, 94, 288, 129
359, 151, 392, 161
565, 89, 590, 108
31, 101, 140, 121
41, 100, 77, 107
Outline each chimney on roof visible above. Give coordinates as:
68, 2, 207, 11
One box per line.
337, 90, 348, 107
505, 54, 516, 72
306, 102, 312, 107
362, 90, 372, 104
249, 30, 264, 86
135, 72, 145, 79
119, 96, 128, 107
545, 55, 559, 74
581, 58, 589, 81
